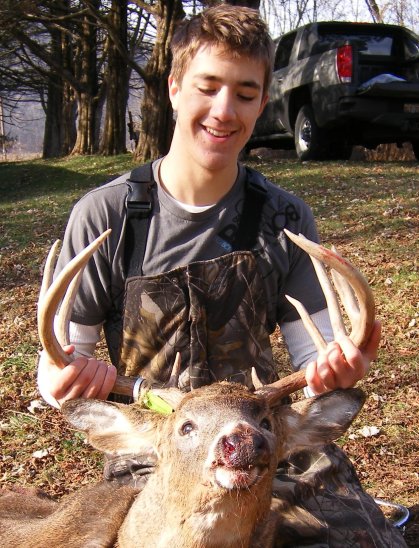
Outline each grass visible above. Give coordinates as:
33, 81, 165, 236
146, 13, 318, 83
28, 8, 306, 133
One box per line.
0, 152, 418, 543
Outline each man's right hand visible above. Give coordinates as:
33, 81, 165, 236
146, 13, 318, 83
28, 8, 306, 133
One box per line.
37, 346, 117, 408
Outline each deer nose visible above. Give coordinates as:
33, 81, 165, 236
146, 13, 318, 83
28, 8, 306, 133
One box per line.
218, 429, 269, 468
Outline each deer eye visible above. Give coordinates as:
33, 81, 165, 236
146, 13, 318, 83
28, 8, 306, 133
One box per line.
260, 418, 271, 431
179, 421, 196, 436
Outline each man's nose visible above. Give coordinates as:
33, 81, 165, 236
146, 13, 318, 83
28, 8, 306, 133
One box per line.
210, 88, 235, 121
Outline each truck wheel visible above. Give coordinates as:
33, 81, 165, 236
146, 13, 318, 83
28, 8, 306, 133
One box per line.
294, 105, 327, 161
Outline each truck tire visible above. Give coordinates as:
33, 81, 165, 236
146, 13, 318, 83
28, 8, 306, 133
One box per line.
294, 105, 328, 161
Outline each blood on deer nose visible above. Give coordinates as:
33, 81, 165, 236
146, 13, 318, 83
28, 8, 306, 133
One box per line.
219, 429, 269, 468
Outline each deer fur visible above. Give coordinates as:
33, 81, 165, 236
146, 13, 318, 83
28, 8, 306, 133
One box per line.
0, 383, 365, 547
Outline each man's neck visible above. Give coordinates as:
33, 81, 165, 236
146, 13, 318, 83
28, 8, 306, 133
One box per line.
159, 153, 238, 207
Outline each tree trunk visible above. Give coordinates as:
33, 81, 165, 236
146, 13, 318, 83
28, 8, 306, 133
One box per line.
42, 22, 67, 158
72, 92, 98, 155
43, 21, 77, 158
62, 84, 77, 156
135, 0, 184, 162
43, 76, 64, 158
100, 0, 129, 155
71, 2, 99, 155
364, 0, 384, 22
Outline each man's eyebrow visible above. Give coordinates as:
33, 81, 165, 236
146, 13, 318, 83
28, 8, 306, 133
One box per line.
194, 73, 262, 90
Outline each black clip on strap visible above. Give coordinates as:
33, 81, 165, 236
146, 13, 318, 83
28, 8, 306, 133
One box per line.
126, 180, 153, 220
124, 164, 154, 277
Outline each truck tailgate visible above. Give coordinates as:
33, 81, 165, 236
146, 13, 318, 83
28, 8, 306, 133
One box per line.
357, 81, 419, 99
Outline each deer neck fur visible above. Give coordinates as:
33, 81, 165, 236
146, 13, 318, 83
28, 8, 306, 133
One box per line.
117, 458, 275, 548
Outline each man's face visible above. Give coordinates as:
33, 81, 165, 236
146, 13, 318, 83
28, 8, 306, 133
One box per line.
169, 45, 268, 174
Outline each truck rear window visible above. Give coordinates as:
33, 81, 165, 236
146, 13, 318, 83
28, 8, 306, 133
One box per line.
297, 25, 419, 60
317, 33, 394, 56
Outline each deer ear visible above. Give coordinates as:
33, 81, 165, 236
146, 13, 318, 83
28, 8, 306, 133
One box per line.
62, 399, 166, 455
280, 388, 366, 454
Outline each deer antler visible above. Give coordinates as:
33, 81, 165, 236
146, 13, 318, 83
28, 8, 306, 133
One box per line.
38, 230, 137, 398
257, 229, 375, 405
38, 232, 183, 401
38, 230, 112, 367
283, 229, 375, 350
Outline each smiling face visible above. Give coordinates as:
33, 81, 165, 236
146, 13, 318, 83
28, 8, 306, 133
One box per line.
168, 45, 268, 178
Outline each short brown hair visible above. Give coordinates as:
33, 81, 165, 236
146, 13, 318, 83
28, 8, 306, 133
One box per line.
170, 5, 274, 93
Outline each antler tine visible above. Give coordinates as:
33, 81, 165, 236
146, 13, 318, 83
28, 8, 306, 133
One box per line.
251, 367, 264, 390
283, 229, 375, 349
166, 352, 182, 388
330, 245, 360, 331
307, 254, 347, 339
55, 268, 85, 347
39, 239, 61, 305
285, 295, 327, 354
255, 370, 307, 406
256, 231, 375, 406
37, 229, 112, 368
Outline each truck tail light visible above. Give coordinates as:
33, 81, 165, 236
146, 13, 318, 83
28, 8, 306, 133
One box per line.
337, 44, 353, 83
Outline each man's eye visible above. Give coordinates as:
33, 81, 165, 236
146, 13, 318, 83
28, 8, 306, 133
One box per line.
198, 87, 215, 95
238, 94, 255, 102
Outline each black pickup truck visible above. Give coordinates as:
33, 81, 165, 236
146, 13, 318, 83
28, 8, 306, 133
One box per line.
247, 21, 419, 160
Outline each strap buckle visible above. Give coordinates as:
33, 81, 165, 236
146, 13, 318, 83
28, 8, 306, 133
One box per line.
126, 199, 152, 219
126, 179, 153, 219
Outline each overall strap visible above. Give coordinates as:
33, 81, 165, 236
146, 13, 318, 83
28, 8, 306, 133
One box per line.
124, 164, 268, 277
232, 167, 268, 251
124, 162, 155, 277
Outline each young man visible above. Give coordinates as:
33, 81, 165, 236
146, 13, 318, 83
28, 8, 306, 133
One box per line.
38, 6, 379, 407
37, 7, 402, 546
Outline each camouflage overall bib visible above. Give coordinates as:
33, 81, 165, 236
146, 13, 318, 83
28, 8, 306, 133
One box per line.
104, 251, 406, 548
119, 251, 276, 389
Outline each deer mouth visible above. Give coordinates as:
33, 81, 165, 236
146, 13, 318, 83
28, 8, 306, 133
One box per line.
212, 464, 267, 490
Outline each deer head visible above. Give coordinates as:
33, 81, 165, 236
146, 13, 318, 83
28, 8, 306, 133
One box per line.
62, 382, 365, 547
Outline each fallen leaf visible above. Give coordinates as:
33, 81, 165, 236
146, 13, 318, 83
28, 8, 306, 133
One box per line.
27, 400, 47, 414
32, 448, 49, 459
359, 425, 381, 438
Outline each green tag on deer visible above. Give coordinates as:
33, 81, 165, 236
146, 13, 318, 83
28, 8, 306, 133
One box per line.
142, 392, 174, 415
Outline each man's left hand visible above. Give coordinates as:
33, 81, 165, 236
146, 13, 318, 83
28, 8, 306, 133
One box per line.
305, 320, 381, 394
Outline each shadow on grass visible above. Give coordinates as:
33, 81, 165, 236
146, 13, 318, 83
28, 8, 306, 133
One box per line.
0, 156, 134, 204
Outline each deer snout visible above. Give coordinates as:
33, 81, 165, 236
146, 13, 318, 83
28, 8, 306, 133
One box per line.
207, 424, 271, 490
218, 429, 269, 469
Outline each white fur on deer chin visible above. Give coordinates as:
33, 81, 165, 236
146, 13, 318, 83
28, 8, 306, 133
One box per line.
184, 512, 243, 548
214, 465, 263, 489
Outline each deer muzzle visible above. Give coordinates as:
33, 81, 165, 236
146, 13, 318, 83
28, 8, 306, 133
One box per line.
210, 424, 271, 490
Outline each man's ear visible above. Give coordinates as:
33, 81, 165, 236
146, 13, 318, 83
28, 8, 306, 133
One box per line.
168, 75, 180, 111
258, 93, 269, 117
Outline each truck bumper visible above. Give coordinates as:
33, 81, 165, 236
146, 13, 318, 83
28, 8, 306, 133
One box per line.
321, 96, 419, 143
